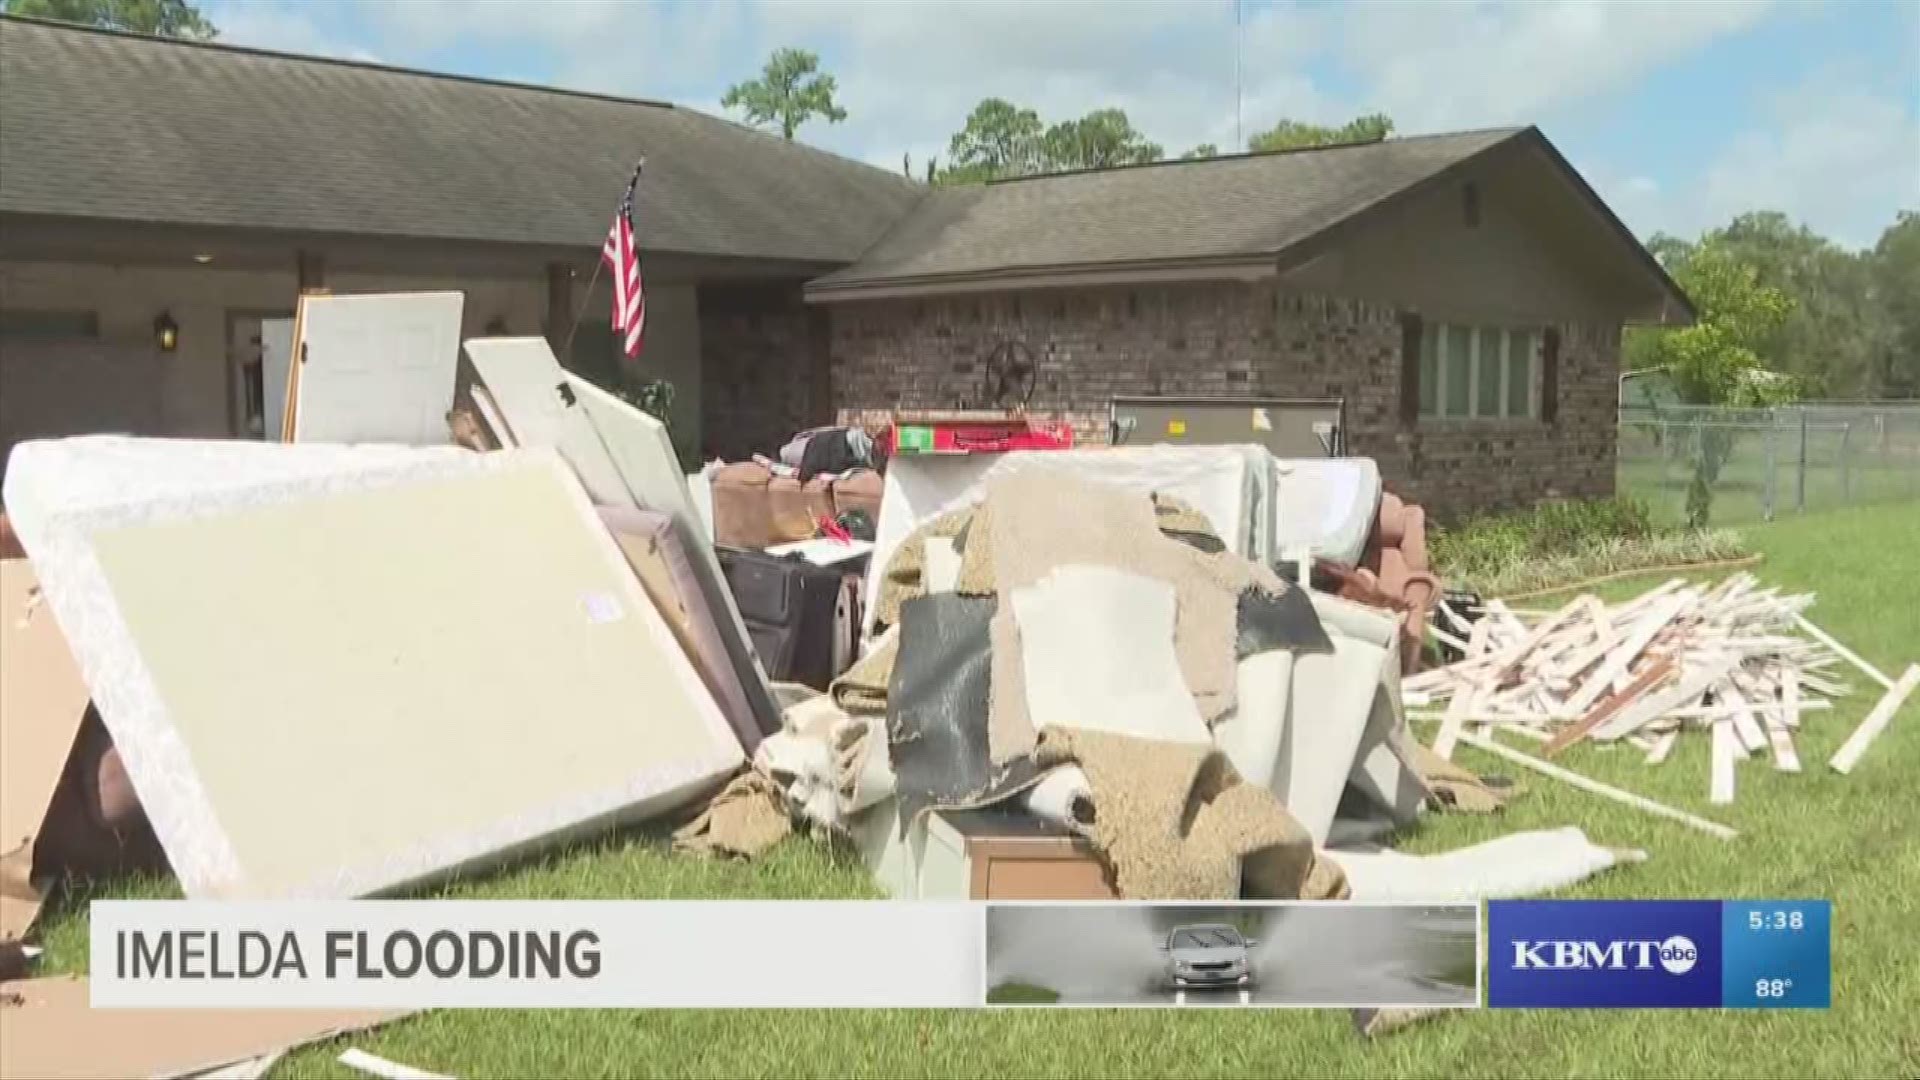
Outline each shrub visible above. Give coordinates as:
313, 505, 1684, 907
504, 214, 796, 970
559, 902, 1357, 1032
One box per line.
1430, 497, 1749, 596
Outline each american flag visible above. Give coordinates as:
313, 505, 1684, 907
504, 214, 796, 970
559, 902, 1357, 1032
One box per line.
601, 162, 646, 358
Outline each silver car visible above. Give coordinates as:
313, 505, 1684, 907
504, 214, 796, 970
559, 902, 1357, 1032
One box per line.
1159, 924, 1254, 989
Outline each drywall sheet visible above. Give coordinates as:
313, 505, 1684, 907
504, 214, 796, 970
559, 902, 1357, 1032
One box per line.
865, 445, 1268, 638
0, 976, 403, 1080
568, 374, 782, 739
1010, 565, 1209, 745
0, 559, 92, 941
260, 317, 294, 444
3, 441, 741, 898
1271, 457, 1380, 567
460, 338, 631, 505
291, 291, 463, 446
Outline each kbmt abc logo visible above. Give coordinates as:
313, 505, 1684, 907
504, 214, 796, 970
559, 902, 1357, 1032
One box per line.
1510, 935, 1698, 973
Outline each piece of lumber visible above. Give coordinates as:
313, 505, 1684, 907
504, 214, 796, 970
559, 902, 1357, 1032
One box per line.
1432, 679, 1476, 761
1828, 663, 1920, 775
1561, 592, 1692, 716
1590, 658, 1740, 742
1722, 683, 1767, 754
338, 1050, 454, 1080
1543, 657, 1676, 756
1795, 615, 1896, 691
1426, 622, 1473, 654
1710, 717, 1737, 804
1764, 715, 1801, 773
1645, 728, 1680, 765
1456, 730, 1738, 841
1487, 597, 1586, 686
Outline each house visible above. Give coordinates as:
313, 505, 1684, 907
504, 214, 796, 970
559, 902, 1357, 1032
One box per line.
810, 129, 1694, 515
0, 16, 1691, 517
0, 15, 919, 467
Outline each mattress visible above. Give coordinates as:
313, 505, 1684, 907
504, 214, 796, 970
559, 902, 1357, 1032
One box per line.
2, 438, 743, 899
1271, 457, 1382, 567
864, 445, 1272, 638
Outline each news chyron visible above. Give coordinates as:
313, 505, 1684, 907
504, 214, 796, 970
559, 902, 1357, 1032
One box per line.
1488, 900, 1831, 1008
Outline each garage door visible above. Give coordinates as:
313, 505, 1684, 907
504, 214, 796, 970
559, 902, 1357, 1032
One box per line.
0, 337, 166, 481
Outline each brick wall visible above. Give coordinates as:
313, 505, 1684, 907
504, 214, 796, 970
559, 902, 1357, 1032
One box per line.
826, 280, 1619, 519
697, 283, 830, 462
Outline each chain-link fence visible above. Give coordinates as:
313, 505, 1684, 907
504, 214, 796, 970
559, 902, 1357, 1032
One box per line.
1617, 403, 1920, 526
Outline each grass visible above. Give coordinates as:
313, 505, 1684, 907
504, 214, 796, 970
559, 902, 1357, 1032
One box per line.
28, 501, 1920, 1078
986, 982, 1063, 1005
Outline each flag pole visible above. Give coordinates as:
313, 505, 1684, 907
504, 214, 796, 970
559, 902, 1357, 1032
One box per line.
561, 157, 645, 363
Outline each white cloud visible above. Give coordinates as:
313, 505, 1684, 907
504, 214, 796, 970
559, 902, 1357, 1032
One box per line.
1330, 0, 1778, 131
207, 3, 381, 63
1596, 70, 1918, 248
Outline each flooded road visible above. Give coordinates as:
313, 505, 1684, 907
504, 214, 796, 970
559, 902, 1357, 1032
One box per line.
986, 904, 1478, 1007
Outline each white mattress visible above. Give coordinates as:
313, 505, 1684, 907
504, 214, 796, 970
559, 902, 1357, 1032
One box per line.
864, 445, 1273, 638
1271, 457, 1381, 567
2, 437, 742, 899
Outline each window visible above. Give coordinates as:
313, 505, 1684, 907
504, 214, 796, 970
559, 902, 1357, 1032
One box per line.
1417, 322, 1538, 420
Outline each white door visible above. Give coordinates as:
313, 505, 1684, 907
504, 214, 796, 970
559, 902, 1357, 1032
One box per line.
291, 291, 464, 445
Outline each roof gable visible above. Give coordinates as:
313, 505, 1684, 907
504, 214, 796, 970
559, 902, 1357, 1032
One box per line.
0, 16, 925, 264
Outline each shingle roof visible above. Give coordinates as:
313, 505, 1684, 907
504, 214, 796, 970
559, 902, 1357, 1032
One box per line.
0, 16, 925, 263
809, 128, 1524, 293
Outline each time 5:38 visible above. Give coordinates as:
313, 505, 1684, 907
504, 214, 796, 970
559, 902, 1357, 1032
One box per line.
1748, 910, 1806, 931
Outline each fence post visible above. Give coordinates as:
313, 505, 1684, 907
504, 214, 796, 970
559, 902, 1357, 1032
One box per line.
1840, 420, 1853, 504
1763, 410, 1777, 522
1796, 408, 1808, 514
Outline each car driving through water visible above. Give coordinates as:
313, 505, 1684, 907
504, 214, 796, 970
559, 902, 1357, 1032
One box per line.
1159, 923, 1255, 990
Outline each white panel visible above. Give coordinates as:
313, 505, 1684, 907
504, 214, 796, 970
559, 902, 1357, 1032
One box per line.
461, 337, 631, 505
292, 292, 463, 446
1271, 457, 1381, 568
259, 318, 294, 444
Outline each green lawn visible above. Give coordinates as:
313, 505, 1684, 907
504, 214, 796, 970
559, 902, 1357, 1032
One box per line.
29, 501, 1920, 1078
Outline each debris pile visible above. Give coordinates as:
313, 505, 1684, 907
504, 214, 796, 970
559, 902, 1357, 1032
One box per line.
1409, 573, 1919, 807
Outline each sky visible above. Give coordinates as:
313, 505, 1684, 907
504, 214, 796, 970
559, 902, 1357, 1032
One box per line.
200, 0, 1919, 250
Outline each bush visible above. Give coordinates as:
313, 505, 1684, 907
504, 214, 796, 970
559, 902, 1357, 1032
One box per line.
1430, 497, 1748, 597
1431, 497, 1656, 580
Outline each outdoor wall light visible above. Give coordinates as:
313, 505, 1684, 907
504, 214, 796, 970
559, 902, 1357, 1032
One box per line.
154, 311, 179, 352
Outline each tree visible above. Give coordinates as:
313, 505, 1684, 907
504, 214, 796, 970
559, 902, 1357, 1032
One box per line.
1, 0, 215, 37
720, 47, 847, 140
1624, 238, 1797, 525
1871, 212, 1920, 397
1248, 113, 1392, 152
1041, 108, 1162, 171
1708, 211, 1887, 398
938, 100, 1161, 183
1180, 143, 1219, 160
942, 98, 1046, 183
